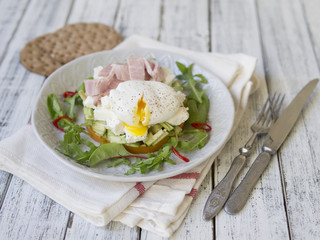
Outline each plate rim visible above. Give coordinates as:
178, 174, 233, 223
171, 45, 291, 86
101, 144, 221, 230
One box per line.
32, 48, 235, 182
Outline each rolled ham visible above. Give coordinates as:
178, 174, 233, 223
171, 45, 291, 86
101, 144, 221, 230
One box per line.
84, 56, 164, 106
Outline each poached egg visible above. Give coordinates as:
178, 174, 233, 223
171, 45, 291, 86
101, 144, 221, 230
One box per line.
84, 80, 189, 143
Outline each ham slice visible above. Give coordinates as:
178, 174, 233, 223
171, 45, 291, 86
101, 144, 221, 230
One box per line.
84, 79, 110, 96
98, 64, 113, 77
107, 78, 124, 90
127, 56, 146, 80
112, 63, 130, 80
85, 56, 165, 106
144, 59, 163, 81
85, 65, 116, 96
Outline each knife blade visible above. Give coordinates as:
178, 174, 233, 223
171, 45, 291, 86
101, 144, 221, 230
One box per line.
224, 79, 319, 214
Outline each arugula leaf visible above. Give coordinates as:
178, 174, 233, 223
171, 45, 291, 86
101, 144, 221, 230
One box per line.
47, 93, 73, 132
64, 92, 82, 120
173, 61, 211, 151
64, 84, 84, 120
177, 129, 209, 151
107, 158, 131, 168
176, 61, 187, 74
47, 93, 64, 120
194, 74, 208, 84
47, 92, 95, 163
175, 62, 208, 103
125, 145, 175, 175
57, 124, 97, 165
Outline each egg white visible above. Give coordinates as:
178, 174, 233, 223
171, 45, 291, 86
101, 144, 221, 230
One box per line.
108, 80, 186, 126
84, 80, 189, 143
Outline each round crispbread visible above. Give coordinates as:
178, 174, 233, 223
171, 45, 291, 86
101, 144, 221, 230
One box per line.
20, 35, 64, 76
20, 23, 122, 76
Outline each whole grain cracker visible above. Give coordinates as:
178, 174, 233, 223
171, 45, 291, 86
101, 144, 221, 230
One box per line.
20, 36, 63, 76
20, 23, 122, 76
51, 23, 122, 64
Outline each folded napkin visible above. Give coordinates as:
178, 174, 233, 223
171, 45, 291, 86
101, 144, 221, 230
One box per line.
0, 35, 257, 237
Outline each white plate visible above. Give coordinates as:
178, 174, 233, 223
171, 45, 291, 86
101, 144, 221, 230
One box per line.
32, 48, 235, 182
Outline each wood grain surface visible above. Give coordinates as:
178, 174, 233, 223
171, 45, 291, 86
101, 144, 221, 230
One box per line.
0, 0, 319, 239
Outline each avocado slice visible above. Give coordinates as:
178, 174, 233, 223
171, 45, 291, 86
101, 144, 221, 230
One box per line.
92, 121, 106, 136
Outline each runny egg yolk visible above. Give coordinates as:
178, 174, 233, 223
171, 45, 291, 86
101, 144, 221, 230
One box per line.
124, 95, 150, 136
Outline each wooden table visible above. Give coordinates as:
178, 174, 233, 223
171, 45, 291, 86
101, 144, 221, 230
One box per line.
0, 0, 319, 239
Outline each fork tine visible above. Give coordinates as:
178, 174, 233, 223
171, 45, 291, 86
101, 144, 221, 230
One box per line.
263, 92, 283, 126
261, 94, 278, 125
270, 93, 285, 121
275, 94, 285, 115
256, 96, 271, 123
248, 92, 284, 146
260, 105, 272, 125
264, 93, 279, 125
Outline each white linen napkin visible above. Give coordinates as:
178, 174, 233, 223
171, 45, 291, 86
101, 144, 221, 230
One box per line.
0, 35, 257, 237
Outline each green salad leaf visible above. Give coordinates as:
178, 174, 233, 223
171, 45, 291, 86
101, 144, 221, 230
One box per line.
64, 93, 81, 120
47, 93, 73, 132
176, 129, 209, 151
47, 93, 64, 120
58, 128, 97, 165
175, 62, 208, 103
64, 84, 85, 120
107, 158, 131, 168
185, 94, 209, 128
89, 143, 131, 167
174, 61, 210, 151
125, 145, 175, 175
47, 91, 97, 164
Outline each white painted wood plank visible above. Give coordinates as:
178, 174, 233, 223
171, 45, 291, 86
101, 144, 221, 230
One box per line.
68, 0, 120, 26
257, 0, 320, 239
0, 178, 70, 239
160, 0, 209, 52
0, 0, 73, 195
65, 214, 140, 240
210, 0, 290, 239
0, 0, 74, 237
0, 173, 11, 205
114, 0, 162, 39
0, 0, 29, 60
0, 0, 73, 140
303, 0, 320, 67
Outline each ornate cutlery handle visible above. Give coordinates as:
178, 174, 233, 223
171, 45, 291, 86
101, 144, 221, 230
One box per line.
203, 149, 249, 220
224, 150, 272, 214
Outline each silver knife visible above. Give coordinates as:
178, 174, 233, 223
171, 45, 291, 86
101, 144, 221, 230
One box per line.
224, 79, 319, 215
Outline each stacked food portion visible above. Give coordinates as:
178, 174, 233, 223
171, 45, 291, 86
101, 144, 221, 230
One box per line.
83, 56, 189, 152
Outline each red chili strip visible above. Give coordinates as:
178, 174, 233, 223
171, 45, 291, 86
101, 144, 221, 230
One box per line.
52, 115, 72, 132
172, 146, 190, 162
191, 122, 212, 132
63, 90, 77, 98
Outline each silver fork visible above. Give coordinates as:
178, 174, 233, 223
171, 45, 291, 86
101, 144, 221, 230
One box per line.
202, 93, 284, 220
